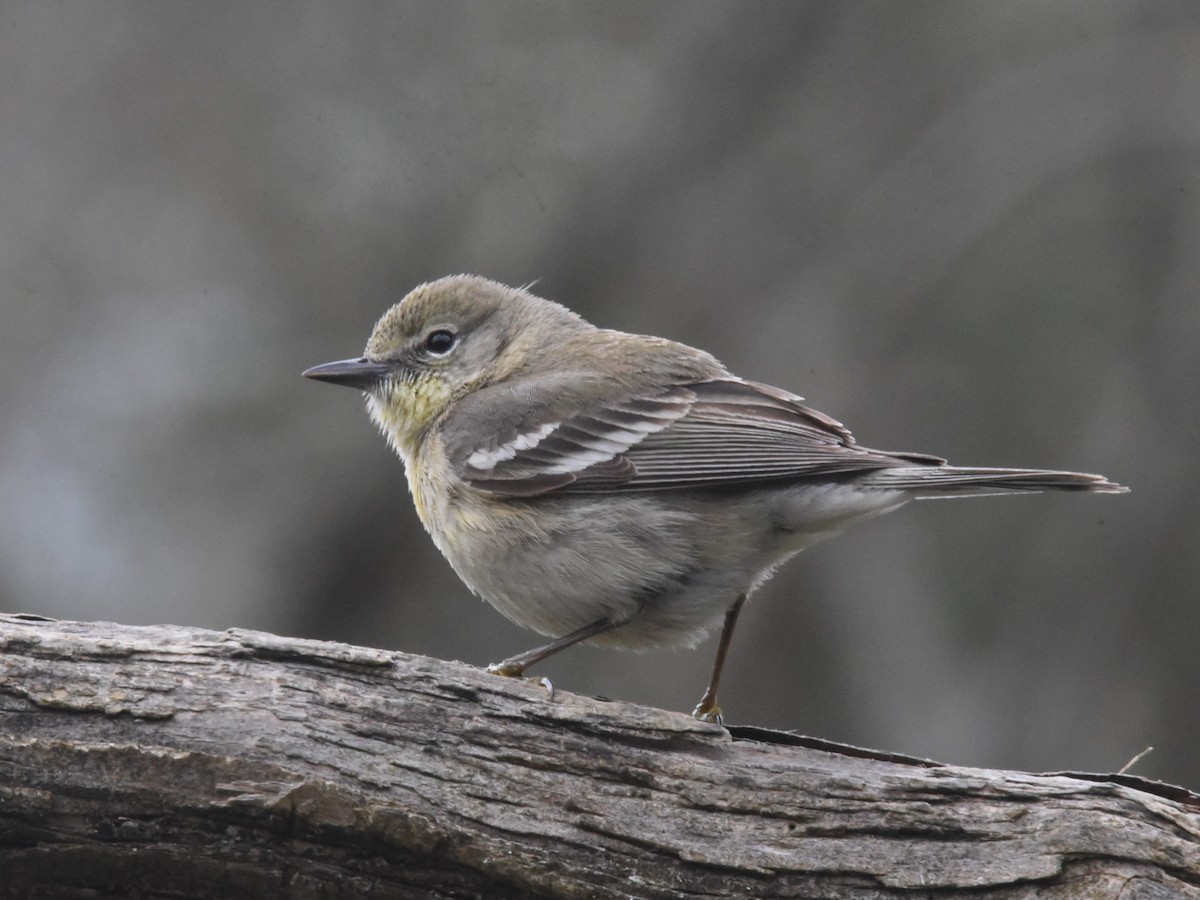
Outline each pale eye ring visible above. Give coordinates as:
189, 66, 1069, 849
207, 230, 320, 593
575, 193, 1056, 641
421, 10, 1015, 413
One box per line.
424, 329, 456, 355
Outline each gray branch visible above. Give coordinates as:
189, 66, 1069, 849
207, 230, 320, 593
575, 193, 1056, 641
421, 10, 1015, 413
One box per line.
0, 614, 1197, 898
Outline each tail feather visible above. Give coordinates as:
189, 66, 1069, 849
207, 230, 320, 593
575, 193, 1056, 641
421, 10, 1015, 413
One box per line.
862, 465, 1128, 497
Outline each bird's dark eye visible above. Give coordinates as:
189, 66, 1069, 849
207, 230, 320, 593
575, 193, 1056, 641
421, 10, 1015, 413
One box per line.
424, 329, 456, 355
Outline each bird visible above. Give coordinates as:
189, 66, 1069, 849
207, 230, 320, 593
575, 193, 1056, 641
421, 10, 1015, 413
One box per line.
303, 275, 1127, 721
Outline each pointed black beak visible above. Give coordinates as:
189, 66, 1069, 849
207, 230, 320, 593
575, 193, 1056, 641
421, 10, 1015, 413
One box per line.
302, 357, 392, 392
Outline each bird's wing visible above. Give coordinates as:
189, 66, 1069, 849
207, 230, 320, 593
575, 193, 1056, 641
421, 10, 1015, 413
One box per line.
442, 376, 939, 497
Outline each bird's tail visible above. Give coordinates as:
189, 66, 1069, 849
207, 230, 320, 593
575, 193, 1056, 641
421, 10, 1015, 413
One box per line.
860, 464, 1128, 498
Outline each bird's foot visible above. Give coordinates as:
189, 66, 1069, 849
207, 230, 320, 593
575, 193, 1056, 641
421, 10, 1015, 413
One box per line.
691, 698, 724, 725
487, 662, 554, 699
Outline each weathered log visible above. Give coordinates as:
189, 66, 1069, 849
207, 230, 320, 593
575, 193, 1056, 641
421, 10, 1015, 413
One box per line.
0, 614, 1196, 898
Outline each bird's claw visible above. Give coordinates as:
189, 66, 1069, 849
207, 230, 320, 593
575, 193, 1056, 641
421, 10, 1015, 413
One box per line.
486, 663, 554, 700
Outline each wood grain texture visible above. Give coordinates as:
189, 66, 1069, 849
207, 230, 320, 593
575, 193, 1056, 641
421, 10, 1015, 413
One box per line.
1, 614, 1197, 898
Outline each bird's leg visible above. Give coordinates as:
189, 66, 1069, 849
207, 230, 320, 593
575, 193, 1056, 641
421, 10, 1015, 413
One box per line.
487, 617, 622, 677
692, 593, 748, 723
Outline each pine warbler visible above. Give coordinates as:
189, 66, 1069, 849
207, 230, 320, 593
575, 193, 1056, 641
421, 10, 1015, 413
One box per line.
304, 275, 1126, 721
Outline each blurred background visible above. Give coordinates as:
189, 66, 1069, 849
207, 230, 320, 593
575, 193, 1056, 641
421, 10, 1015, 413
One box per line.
2, 2, 1197, 787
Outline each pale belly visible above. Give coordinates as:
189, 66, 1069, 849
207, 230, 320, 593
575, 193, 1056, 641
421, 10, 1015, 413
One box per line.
413, 473, 909, 650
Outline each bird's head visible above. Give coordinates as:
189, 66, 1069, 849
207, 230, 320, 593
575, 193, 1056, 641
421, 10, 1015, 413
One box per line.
303, 274, 589, 459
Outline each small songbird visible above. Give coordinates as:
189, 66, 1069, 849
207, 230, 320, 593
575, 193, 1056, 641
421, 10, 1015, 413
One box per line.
304, 275, 1127, 721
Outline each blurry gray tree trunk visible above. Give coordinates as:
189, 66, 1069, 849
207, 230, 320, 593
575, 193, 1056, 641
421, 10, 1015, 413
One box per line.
0, 615, 1196, 899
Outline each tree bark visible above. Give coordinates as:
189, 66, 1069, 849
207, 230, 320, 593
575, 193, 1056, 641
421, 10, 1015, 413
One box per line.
0, 614, 1196, 899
